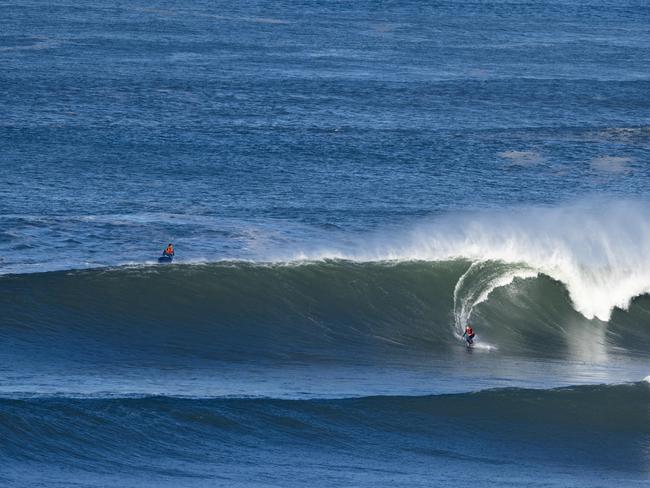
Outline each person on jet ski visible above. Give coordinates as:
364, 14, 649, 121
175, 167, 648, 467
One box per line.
162, 243, 174, 257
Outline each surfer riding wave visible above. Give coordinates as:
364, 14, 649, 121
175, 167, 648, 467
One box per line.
463, 324, 475, 345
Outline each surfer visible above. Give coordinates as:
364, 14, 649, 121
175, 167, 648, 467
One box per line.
162, 243, 174, 258
463, 324, 475, 345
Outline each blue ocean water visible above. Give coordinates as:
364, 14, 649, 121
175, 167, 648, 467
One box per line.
1, 1, 650, 486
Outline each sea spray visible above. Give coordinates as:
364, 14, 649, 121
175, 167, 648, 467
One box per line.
283, 200, 650, 321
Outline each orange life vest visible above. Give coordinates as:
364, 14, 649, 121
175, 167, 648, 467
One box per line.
165, 246, 174, 255
466, 327, 473, 336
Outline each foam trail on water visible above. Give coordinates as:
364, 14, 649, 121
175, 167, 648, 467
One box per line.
449, 261, 536, 351
287, 200, 650, 321
453, 261, 538, 332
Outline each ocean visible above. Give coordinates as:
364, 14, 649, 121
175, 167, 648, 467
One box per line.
1, 1, 650, 486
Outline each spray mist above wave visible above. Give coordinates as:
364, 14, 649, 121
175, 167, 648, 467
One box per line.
287, 200, 650, 322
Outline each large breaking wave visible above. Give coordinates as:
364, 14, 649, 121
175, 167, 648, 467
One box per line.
2, 200, 650, 365
284, 200, 650, 323
2, 259, 650, 363
4, 200, 650, 328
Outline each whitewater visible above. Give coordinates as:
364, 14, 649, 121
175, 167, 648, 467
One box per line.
276, 200, 650, 322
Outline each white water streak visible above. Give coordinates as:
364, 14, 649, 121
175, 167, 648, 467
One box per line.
453, 262, 538, 332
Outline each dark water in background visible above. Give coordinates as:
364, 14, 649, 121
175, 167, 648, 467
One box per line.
2, 1, 650, 486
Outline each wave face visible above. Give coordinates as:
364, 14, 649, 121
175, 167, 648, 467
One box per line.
2, 383, 649, 487
0, 261, 465, 364
2, 259, 650, 367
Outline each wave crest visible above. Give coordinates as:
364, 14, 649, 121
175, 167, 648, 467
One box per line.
290, 200, 650, 322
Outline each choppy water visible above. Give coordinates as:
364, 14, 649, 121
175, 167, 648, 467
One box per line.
2, 1, 650, 486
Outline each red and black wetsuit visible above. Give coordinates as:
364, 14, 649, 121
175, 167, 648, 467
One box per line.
464, 327, 475, 344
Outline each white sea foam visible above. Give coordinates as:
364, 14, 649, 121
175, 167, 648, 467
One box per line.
591, 156, 633, 174
288, 199, 650, 322
498, 150, 544, 167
